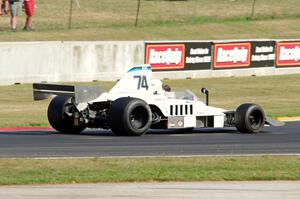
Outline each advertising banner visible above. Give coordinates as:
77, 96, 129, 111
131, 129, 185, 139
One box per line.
251, 41, 276, 67
276, 42, 300, 67
145, 42, 212, 71
145, 43, 185, 70
146, 40, 300, 71
184, 42, 212, 70
213, 42, 251, 69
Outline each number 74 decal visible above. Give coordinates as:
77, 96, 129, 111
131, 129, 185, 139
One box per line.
134, 75, 149, 90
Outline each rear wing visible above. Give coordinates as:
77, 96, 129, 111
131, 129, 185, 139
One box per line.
33, 83, 104, 103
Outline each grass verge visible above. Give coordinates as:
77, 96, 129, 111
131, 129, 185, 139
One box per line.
0, 0, 299, 41
0, 156, 299, 185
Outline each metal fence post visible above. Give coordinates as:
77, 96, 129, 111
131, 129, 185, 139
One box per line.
68, 0, 74, 29
135, 0, 141, 27
250, 0, 257, 19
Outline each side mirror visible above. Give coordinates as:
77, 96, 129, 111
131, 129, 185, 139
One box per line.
201, 88, 208, 95
201, 88, 209, 106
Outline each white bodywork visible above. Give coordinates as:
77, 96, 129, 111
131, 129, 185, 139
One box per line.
88, 65, 226, 129
33, 65, 281, 134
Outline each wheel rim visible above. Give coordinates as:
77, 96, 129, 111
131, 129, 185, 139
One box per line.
248, 110, 263, 130
129, 106, 149, 130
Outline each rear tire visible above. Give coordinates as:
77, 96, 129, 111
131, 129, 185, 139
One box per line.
48, 96, 86, 134
109, 97, 152, 136
235, 103, 265, 134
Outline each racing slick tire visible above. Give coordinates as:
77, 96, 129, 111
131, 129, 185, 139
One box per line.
48, 96, 86, 134
235, 103, 265, 134
109, 97, 152, 136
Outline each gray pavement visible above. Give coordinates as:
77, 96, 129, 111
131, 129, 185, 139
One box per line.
0, 122, 300, 157
0, 182, 299, 199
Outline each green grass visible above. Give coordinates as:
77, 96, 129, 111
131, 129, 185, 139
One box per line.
0, 74, 300, 128
0, 156, 299, 185
0, 0, 299, 41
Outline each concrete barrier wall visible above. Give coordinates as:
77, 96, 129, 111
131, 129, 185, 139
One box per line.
0, 40, 300, 85
153, 67, 300, 80
0, 41, 145, 85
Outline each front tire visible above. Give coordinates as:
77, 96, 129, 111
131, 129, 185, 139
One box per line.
48, 96, 86, 134
109, 97, 152, 136
235, 103, 265, 134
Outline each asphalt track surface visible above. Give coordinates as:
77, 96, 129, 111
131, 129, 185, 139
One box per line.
0, 122, 299, 158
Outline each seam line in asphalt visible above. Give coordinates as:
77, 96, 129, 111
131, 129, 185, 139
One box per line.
1, 154, 300, 160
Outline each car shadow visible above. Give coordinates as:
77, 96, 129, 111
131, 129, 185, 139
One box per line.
147, 128, 239, 135
0, 127, 273, 137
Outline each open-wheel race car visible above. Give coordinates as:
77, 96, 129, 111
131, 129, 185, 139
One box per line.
33, 65, 283, 136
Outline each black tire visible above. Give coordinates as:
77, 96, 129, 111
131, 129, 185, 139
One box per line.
109, 97, 152, 136
235, 103, 265, 134
48, 96, 86, 134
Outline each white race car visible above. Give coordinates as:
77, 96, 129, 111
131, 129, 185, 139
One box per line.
33, 65, 283, 136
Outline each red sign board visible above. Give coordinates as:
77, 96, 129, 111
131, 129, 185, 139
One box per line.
276, 42, 300, 67
145, 44, 185, 70
214, 43, 251, 69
